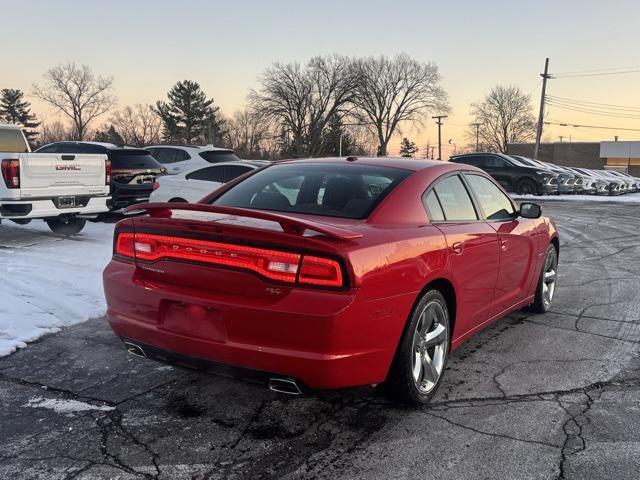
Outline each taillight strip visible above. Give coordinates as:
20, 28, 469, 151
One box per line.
114, 231, 344, 288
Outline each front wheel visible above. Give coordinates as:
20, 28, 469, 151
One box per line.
529, 243, 558, 313
382, 289, 450, 405
45, 216, 86, 235
516, 178, 539, 195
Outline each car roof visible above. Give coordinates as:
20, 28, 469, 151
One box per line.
147, 144, 234, 153
178, 160, 264, 178
0, 123, 24, 130
275, 156, 446, 172
39, 141, 149, 152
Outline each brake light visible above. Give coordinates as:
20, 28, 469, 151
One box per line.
113, 231, 344, 287
105, 159, 112, 185
299, 256, 343, 287
152, 181, 160, 191
1, 159, 20, 189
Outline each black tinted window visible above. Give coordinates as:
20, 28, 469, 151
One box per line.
199, 150, 241, 163
432, 175, 478, 221
423, 190, 445, 221
213, 163, 411, 219
186, 166, 225, 182
36, 144, 61, 153
486, 156, 509, 168
150, 148, 190, 164
224, 165, 253, 182
453, 156, 483, 167
110, 151, 161, 169
465, 174, 515, 220
0, 129, 29, 153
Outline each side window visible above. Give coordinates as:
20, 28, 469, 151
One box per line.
223, 165, 252, 182
432, 175, 478, 221
423, 190, 445, 221
175, 149, 191, 161
37, 144, 61, 153
465, 174, 516, 220
186, 166, 226, 182
486, 156, 508, 168
152, 148, 176, 164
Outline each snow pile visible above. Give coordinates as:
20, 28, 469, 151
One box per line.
24, 396, 115, 413
0, 221, 114, 356
512, 193, 640, 203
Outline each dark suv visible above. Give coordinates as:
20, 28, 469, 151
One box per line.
36, 142, 165, 209
449, 153, 558, 195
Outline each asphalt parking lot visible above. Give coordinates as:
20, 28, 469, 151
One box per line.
1, 200, 639, 480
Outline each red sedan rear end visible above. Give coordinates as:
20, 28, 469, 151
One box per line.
103, 158, 558, 404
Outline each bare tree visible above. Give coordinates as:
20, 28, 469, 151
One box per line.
111, 104, 162, 147
466, 85, 536, 153
37, 121, 73, 146
249, 55, 358, 157
352, 54, 448, 156
225, 110, 273, 158
32, 63, 116, 140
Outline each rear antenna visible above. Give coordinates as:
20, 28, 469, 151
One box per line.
346, 156, 358, 162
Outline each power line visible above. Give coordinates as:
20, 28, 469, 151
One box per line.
552, 69, 640, 79
551, 64, 640, 75
543, 120, 640, 132
546, 95, 640, 112
545, 100, 640, 119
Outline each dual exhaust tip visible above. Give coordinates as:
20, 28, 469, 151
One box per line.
123, 341, 302, 395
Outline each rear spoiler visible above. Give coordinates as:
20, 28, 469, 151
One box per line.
124, 202, 363, 240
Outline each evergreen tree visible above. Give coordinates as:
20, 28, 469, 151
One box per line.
399, 137, 418, 157
155, 80, 225, 144
0, 89, 41, 141
93, 125, 124, 145
320, 115, 354, 157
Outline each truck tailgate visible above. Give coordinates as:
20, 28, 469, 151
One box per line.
18, 153, 108, 198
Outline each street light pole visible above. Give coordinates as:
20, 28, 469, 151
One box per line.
432, 115, 447, 160
471, 123, 481, 152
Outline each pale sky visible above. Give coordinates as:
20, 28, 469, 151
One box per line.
4, 0, 640, 156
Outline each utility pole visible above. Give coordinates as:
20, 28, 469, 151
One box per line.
432, 115, 447, 160
471, 123, 481, 151
533, 57, 550, 160
430, 146, 435, 159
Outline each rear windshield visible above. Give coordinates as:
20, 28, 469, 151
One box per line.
212, 163, 411, 219
110, 150, 162, 169
199, 150, 241, 163
0, 128, 28, 153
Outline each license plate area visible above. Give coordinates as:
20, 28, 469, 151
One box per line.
159, 301, 227, 342
57, 196, 76, 208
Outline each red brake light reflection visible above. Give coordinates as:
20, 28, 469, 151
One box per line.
299, 256, 343, 287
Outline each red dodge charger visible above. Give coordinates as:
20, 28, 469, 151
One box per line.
103, 157, 559, 405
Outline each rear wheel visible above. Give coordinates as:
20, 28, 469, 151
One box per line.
516, 178, 538, 195
169, 198, 188, 203
383, 289, 450, 405
45, 216, 86, 235
529, 243, 558, 313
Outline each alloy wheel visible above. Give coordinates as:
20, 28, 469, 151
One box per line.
411, 301, 448, 393
542, 250, 558, 308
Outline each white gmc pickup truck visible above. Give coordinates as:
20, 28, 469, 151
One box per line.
0, 124, 110, 234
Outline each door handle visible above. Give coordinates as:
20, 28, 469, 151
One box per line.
500, 239, 508, 251
452, 242, 464, 255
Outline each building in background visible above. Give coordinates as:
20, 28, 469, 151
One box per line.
507, 141, 640, 176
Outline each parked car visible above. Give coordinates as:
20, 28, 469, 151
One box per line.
1, 124, 110, 234
150, 160, 269, 203
587, 169, 625, 195
104, 157, 559, 405
36, 142, 164, 209
607, 170, 637, 193
565, 167, 611, 195
146, 145, 241, 175
509, 156, 580, 194
449, 152, 558, 195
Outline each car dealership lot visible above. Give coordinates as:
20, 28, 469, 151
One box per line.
0, 200, 639, 479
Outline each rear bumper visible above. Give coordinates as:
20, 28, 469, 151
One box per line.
103, 260, 414, 389
109, 185, 153, 209
0, 196, 110, 219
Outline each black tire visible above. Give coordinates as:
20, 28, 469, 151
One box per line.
382, 289, 450, 405
169, 198, 188, 203
529, 243, 558, 313
45, 217, 86, 235
515, 177, 538, 195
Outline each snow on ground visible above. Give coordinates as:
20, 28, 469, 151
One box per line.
0, 220, 114, 356
23, 396, 115, 413
512, 193, 640, 203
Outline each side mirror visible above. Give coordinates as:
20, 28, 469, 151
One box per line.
519, 202, 542, 219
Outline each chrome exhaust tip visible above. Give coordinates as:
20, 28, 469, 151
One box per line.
124, 341, 146, 358
268, 378, 302, 395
